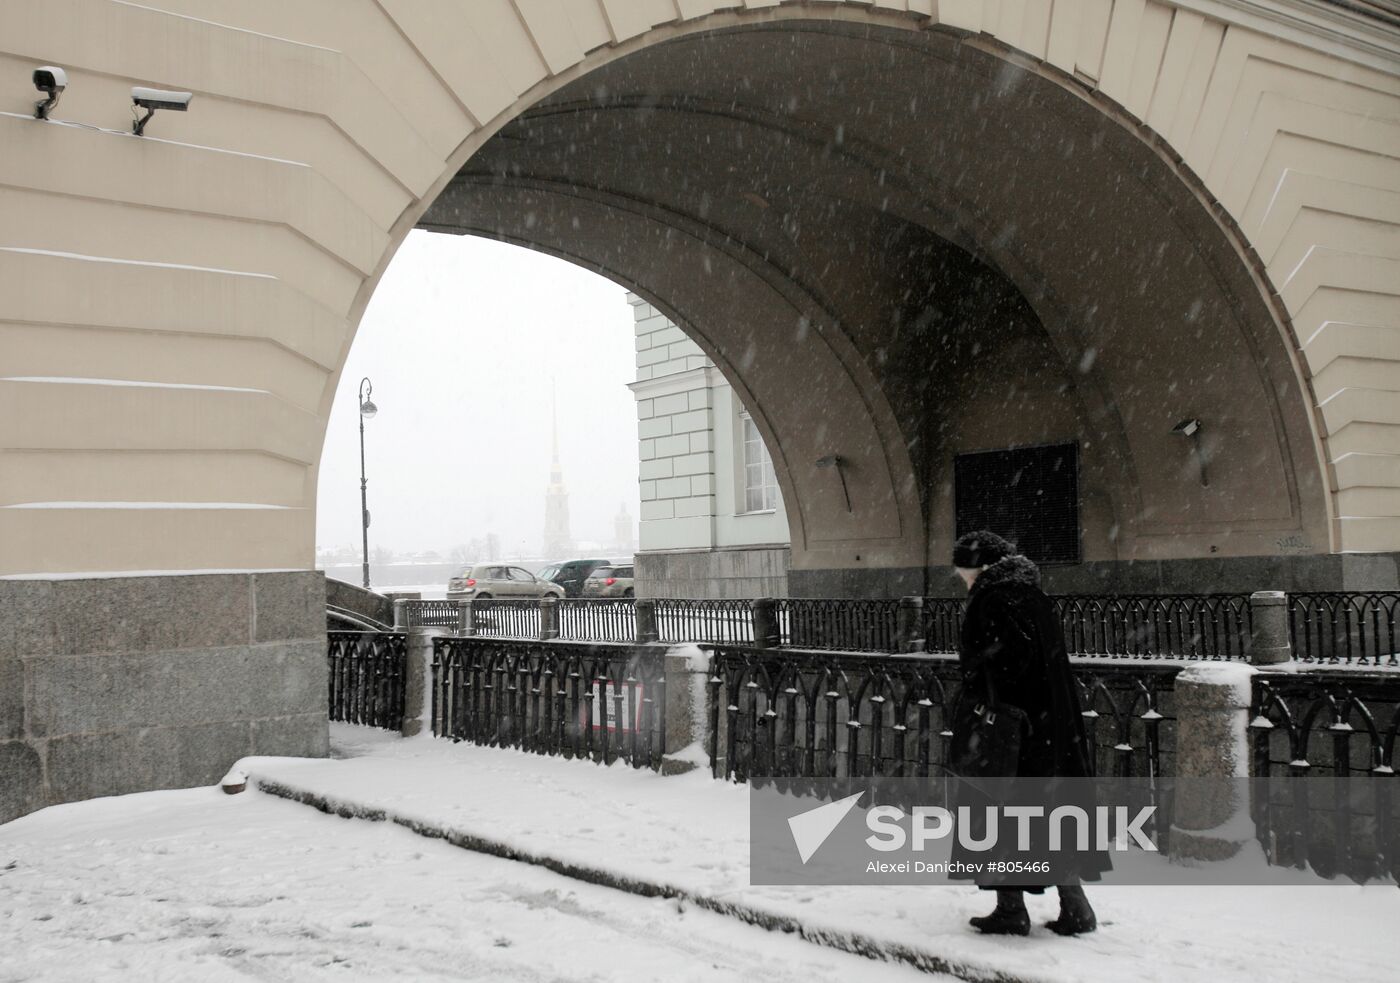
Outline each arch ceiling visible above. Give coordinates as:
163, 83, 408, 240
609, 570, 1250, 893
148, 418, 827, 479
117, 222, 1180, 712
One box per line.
423, 20, 1331, 577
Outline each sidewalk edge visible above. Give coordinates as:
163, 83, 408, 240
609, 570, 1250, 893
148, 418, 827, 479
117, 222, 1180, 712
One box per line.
251, 775, 1030, 983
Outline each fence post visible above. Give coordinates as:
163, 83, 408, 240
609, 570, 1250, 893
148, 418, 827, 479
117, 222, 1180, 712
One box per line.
660, 645, 708, 775
540, 596, 559, 640
393, 598, 409, 630
1248, 591, 1291, 665
1168, 663, 1256, 863
753, 597, 779, 648
897, 595, 925, 653
456, 599, 475, 637
400, 628, 439, 737
635, 598, 658, 643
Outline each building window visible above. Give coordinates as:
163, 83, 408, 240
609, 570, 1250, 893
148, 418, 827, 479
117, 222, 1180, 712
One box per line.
741, 413, 778, 513
954, 443, 1080, 565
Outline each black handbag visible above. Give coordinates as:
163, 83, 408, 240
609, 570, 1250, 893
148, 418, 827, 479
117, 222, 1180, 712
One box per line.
948, 674, 1027, 778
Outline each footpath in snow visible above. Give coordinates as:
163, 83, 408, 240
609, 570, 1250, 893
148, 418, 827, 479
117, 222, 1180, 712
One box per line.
236, 724, 1398, 983
0, 775, 940, 983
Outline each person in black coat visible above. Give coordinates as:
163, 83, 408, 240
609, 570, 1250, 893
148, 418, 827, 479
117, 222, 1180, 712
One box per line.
949, 531, 1109, 936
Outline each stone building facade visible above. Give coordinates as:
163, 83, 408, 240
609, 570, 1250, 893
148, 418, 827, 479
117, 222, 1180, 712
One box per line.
627, 294, 790, 598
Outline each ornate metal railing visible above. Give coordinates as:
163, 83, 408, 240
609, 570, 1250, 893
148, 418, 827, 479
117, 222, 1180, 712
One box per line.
1288, 592, 1400, 666
922, 594, 1250, 660
400, 599, 459, 629
327, 630, 408, 730
707, 646, 962, 783
1056, 593, 1252, 660
654, 597, 754, 644
471, 598, 541, 639
558, 598, 636, 643
431, 637, 666, 769
706, 645, 1183, 783
1250, 671, 1400, 882
401, 592, 1394, 664
1071, 663, 1182, 780
774, 598, 900, 651
921, 598, 965, 654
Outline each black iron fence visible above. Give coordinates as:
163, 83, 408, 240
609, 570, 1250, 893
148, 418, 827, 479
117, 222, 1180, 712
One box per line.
921, 598, 965, 654
1072, 662, 1181, 780
393, 592, 1398, 663
775, 598, 900, 651
707, 645, 960, 783
400, 599, 458, 629
558, 598, 637, 643
431, 636, 666, 769
924, 594, 1250, 660
327, 630, 408, 730
654, 597, 754, 644
1288, 592, 1400, 666
471, 598, 542, 639
706, 644, 1183, 785
1250, 671, 1400, 882
1055, 594, 1252, 661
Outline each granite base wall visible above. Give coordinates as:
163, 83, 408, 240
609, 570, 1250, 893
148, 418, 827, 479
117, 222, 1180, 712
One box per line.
791, 552, 1400, 598
636, 546, 790, 599
0, 571, 329, 825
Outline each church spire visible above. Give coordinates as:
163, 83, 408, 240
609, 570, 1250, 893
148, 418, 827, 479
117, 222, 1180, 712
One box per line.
551, 382, 561, 470
543, 379, 572, 556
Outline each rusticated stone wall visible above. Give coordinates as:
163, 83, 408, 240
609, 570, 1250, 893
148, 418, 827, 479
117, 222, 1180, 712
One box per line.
0, 571, 328, 825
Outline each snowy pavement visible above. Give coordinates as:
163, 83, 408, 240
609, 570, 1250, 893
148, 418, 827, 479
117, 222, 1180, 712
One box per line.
0, 782, 941, 983
4, 728, 1395, 983
234, 725, 1397, 983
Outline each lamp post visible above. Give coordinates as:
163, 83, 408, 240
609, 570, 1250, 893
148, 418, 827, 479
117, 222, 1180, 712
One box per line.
358, 377, 378, 589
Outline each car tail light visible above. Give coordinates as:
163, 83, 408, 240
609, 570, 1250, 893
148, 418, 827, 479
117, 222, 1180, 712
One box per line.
466, 578, 476, 587
605, 578, 616, 586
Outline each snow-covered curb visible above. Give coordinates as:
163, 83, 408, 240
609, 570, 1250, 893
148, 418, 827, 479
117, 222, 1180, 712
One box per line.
248, 773, 1018, 983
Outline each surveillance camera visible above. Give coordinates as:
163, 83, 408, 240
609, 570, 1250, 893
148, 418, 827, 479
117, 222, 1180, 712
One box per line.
33, 66, 67, 94
1172, 418, 1202, 438
32, 65, 67, 119
131, 86, 192, 135
131, 86, 192, 112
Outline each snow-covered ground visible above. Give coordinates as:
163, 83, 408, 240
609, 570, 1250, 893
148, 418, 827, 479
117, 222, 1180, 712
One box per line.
0, 784, 941, 983
4, 725, 1396, 983
255, 725, 1395, 983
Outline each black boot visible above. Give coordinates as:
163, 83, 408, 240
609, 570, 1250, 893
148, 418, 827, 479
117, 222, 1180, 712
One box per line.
1046, 885, 1097, 936
969, 889, 1031, 936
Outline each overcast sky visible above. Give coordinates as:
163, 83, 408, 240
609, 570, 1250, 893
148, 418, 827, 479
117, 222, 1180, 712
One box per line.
315, 231, 639, 558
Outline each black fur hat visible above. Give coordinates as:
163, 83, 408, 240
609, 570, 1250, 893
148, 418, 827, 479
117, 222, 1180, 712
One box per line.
952, 530, 1015, 569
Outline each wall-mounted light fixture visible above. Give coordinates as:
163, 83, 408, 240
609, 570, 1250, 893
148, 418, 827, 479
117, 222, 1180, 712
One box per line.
1171, 418, 1209, 487
816, 454, 852, 513
32, 66, 67, 120
131, 86, 192, 135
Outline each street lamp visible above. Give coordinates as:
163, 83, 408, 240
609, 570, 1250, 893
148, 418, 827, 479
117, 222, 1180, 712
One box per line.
358, 377, 378, 589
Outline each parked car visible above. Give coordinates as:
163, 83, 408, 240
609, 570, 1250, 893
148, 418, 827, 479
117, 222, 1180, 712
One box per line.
537, 558, 615, 598
447, 563, 562, 600
581, 565, 635, 598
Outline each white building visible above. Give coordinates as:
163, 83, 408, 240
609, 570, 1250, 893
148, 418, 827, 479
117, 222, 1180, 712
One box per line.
627, 294, 790, 598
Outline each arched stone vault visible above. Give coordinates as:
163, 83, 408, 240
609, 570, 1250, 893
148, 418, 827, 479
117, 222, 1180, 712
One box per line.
1, 0, 1397, 586
422, 18, 1335, 588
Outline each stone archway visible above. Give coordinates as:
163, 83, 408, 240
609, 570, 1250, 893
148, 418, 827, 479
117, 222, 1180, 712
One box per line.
411, 16, 1334, 592
5, 0, 1394, 584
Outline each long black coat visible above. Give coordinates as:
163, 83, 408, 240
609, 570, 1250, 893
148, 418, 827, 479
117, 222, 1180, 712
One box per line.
950, 555, 1110, 885
955, 555, 1093, 780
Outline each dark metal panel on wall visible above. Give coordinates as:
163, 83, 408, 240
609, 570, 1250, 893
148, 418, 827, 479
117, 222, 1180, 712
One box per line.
954, 442, 1081, 565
